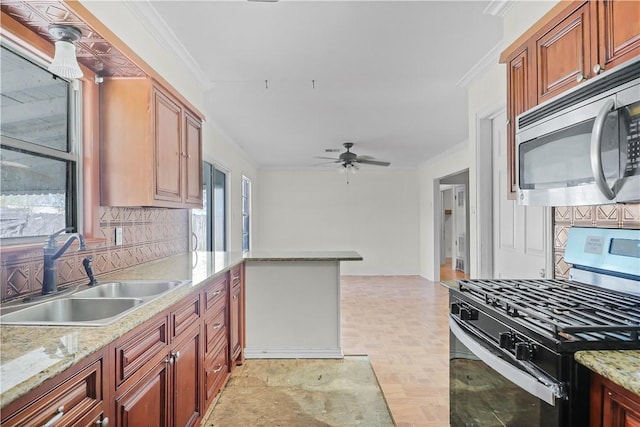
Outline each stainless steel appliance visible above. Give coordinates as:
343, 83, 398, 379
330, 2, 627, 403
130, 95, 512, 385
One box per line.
515, 57, 640, 206
449, 227, 640, 427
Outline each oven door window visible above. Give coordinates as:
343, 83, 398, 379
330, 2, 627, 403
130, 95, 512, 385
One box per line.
450, 321, 559, 426
518, 113, 618, 190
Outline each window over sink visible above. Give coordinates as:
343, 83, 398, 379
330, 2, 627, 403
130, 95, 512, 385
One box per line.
0, 44, 81, 242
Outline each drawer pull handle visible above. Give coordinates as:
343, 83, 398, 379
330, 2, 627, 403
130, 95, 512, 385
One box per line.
213, 364, 224, 373
43, 406, 64, 427
95, 417, 109, 426
213, 323, 223, 330
212, 290, 221, 296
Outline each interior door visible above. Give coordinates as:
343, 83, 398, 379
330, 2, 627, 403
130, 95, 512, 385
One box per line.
453, 185, 467, 273
492, 112, 549, 279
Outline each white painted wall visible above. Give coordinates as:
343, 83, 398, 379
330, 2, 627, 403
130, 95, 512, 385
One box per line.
419, 1, 558, 281
79, 1, 259, 253
255, 168, 420, 275
83, 0, 559, 274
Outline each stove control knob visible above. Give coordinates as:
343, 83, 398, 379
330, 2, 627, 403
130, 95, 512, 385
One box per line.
499, 332, 513, 349
460, 308, 479, 321
450, 303, 460, 315
515, 342, 533, 361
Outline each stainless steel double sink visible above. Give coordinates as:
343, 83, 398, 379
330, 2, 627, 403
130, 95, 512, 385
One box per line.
0, 280, 190, 326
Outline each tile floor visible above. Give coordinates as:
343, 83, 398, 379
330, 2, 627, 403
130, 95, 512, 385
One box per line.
341, 262, 467, 427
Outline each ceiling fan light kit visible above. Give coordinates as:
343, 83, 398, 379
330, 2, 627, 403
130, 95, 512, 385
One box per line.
314, 142, 389, 184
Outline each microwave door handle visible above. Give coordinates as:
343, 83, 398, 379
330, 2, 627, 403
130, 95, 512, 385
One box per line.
590, 98, 616, 200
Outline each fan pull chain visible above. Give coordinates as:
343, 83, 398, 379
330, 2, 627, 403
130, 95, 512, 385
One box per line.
265, 80, 268, 89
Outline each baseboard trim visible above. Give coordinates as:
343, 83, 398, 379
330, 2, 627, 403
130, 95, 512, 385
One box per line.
244, 348, 344, 359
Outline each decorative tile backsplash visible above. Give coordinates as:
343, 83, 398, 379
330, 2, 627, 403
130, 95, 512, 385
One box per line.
1, 206, 189, 302
553, 203, 640, 279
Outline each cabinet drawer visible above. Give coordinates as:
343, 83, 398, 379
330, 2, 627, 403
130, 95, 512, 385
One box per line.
204, 338, 229, 403
171, 294, 201, 339
115, 317, 168, 387
204, 275, 227, 313
2, 352, 106, 427
230, 265, 242, 289
205, 307, 227, 355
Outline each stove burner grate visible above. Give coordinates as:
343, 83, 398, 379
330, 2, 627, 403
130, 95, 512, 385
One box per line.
456, 278, 640, 342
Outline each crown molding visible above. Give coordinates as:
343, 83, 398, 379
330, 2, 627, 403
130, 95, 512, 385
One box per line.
483, 0, 516, 17
123, 0, 212, 90
456, 40, 506, 89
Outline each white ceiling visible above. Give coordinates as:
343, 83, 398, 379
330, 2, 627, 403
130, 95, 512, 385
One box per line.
142, 1, 504, 169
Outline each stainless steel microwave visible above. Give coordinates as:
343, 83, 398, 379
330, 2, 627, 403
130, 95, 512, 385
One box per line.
515, 57, 640, 206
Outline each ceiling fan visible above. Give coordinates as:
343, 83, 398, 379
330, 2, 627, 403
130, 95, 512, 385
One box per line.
315, 142, 391, 169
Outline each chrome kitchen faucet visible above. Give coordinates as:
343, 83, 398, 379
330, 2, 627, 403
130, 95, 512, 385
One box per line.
42, 227, 87, 295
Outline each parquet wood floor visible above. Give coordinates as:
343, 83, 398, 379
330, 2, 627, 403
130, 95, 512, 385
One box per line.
341, 274, 452, 427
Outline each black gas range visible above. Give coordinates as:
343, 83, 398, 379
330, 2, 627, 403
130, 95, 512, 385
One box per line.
449, 227, 640, 427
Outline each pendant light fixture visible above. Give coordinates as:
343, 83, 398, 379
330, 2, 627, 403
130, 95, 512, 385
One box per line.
47, 25, 83, 79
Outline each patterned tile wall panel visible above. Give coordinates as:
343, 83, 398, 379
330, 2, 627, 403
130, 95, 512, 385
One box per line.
553, 202, 640, 279
1, 207, 189, 302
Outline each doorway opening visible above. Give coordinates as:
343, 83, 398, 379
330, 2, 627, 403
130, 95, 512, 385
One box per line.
436, 170, 470, 281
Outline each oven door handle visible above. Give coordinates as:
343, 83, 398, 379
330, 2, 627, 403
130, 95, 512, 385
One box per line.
450, 317, 564, 406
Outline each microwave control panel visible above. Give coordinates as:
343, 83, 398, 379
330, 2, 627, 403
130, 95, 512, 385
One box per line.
624, 101, 640, 177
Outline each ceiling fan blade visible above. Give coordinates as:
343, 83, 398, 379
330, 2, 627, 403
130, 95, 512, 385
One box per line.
356, 159, 391, 166
314, 156, 340, 161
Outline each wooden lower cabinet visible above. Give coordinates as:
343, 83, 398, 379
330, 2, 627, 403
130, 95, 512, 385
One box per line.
204, 337, 229, 406
171, 323, 202, 427
590, 372, 640, 427
2, 263, 245, 427
229, 264, 245, 367
1, 348, 109, 427
114, 356, 171, 427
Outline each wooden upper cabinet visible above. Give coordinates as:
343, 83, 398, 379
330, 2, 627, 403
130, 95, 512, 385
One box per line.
184, 111, 204, 206
499, 0, 640, 200
101, 78, 203, 208
535, 2, 592, 104
154, 88, 184, 204
505, 48, 531, 199
595, 0, 640, 73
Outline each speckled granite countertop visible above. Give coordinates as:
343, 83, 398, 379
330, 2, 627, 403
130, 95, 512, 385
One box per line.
0, 250, 363, 409
244, 250, 363, 262
0, 251, 244, 409
575, 350, 640, 395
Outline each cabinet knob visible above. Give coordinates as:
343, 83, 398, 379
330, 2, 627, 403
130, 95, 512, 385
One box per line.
95, 417, 109, 426
165, 356, 174, 365
593, 63, 605, 74
576, 74, 587, 83
171, 350, 181, 360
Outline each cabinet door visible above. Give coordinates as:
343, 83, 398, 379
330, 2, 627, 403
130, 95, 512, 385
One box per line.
506, 48, 530, 200
171, 323, 202, 427
595, 0, 640, 73
229, 283, 242, 364
535, 2, 591, 104
114, 358, 170, 427
590, 372, 640, 427
184, 111, 203, 207
154, 88, 183, 204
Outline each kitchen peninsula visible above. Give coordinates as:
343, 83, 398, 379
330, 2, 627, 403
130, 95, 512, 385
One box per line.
0, 250, 362, 417
243, 251, 363, 359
